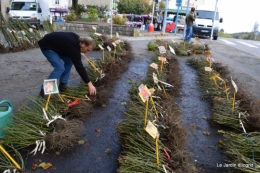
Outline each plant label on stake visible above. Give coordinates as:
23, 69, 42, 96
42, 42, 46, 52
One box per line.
43, 79, 59, 110
217, 76, 229, 100
98, 44, 105, 61
153, 73, 162, 90
112, 42, 117, 58
158, 46, 166, 54
138, 84, 151, 103
116, 32, 120, 38
207, 57, 214, 68
150, 63, 160, 76
169, 45, 175, 55
231, 77, 238, 112
145, 120, 160, 166
205, 67, 212, 72
145, 120, 159, 139
107, 46, 111, 51
94, 33, 102, 36
158, 57, 166, 72
92, 26, 96, 33
138, 84, 151, 126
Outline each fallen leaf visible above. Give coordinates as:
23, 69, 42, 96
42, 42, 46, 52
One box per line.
214, 97, 224, 101
38, 162, 46, 168
102, 104, 106, 107
121, 102, 127, 105
203, 131, 211, 136
55, 151, 60, 155
43, 163, 52, 169
32, 164, 38, 170
202, 116, 208, 120
78, 140, 85, 145
95, 128, 101, 132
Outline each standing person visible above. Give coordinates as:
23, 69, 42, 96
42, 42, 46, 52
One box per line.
185, 7, 196, 43
38, 32, 96, 97
156, 11, 163, 31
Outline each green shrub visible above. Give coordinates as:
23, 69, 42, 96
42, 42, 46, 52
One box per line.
147, 41, 158, 51
112, 15, 127, 25
66, 10, 76, 21
87, 8, 98, 21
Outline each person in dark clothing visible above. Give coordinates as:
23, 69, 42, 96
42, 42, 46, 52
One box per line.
38, 32, 96, 97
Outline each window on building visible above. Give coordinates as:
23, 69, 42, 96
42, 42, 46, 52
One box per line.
55, 0, 59, 4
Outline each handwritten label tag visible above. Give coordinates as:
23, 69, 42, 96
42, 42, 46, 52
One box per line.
115, 40, 121, 44
92, 26, 96, 30
205, 67, 212, 71
208, 57, 214, 62
138, 84, 151, 102
98, 44, 104, 50
169, 45, 175, 55
107, 46, 111, 51
153, 73, 159, 84
116, 32, 119, 38
112, 42, 117, 47
150, 63, 158, 69
145, 121, 159, 139
231, 77, 238, 93
158, 46, 166, 54
94, 33, 102, 36
158, 57, 166, 62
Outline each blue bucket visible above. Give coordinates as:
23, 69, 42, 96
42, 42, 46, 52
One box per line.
0, 100, 13, 138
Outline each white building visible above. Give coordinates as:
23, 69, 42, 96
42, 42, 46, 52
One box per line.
0, 0, 113, 19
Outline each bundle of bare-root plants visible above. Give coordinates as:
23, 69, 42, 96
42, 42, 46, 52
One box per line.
116, 39, 196, 173
187, 51, 260, 172
0, 33, 134, 172
0, 12, 54, 53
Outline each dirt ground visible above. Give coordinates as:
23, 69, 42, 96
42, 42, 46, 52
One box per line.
1, 32, 260, 172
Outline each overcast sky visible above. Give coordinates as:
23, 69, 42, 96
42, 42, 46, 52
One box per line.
169, 0, 260, 34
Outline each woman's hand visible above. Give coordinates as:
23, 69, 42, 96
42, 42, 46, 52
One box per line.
87, 82, 96, 95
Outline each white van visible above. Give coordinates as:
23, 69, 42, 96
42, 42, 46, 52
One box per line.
192, 6, 223, 40
8, 0, 50, 26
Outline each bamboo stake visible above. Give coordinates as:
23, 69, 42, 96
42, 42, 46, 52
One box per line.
45, 94, 51, 110
155, 138, 160, 167
144, 100, 149, 126
150, 96, 159, 118
81, 53, 102, 75
0, 145, 22, 170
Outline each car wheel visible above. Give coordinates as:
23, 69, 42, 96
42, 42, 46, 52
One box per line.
213, 36, 218, 40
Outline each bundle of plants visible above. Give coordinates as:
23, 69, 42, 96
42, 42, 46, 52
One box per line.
117, 132, 171, 173
117, 64, 194, 172
89, 33, 108, 51
65, 101, 93, 120
223, 132, 260, 172
170, 42, 190, 56
0, 145, 24, 172
2, 19, 42, 52
45, 119, 84, 152
211, 97, 246, 130
224, 132, 260, 161
0, 96, 63, 148
187, 57, 227, 99
42, 20, 56, 33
